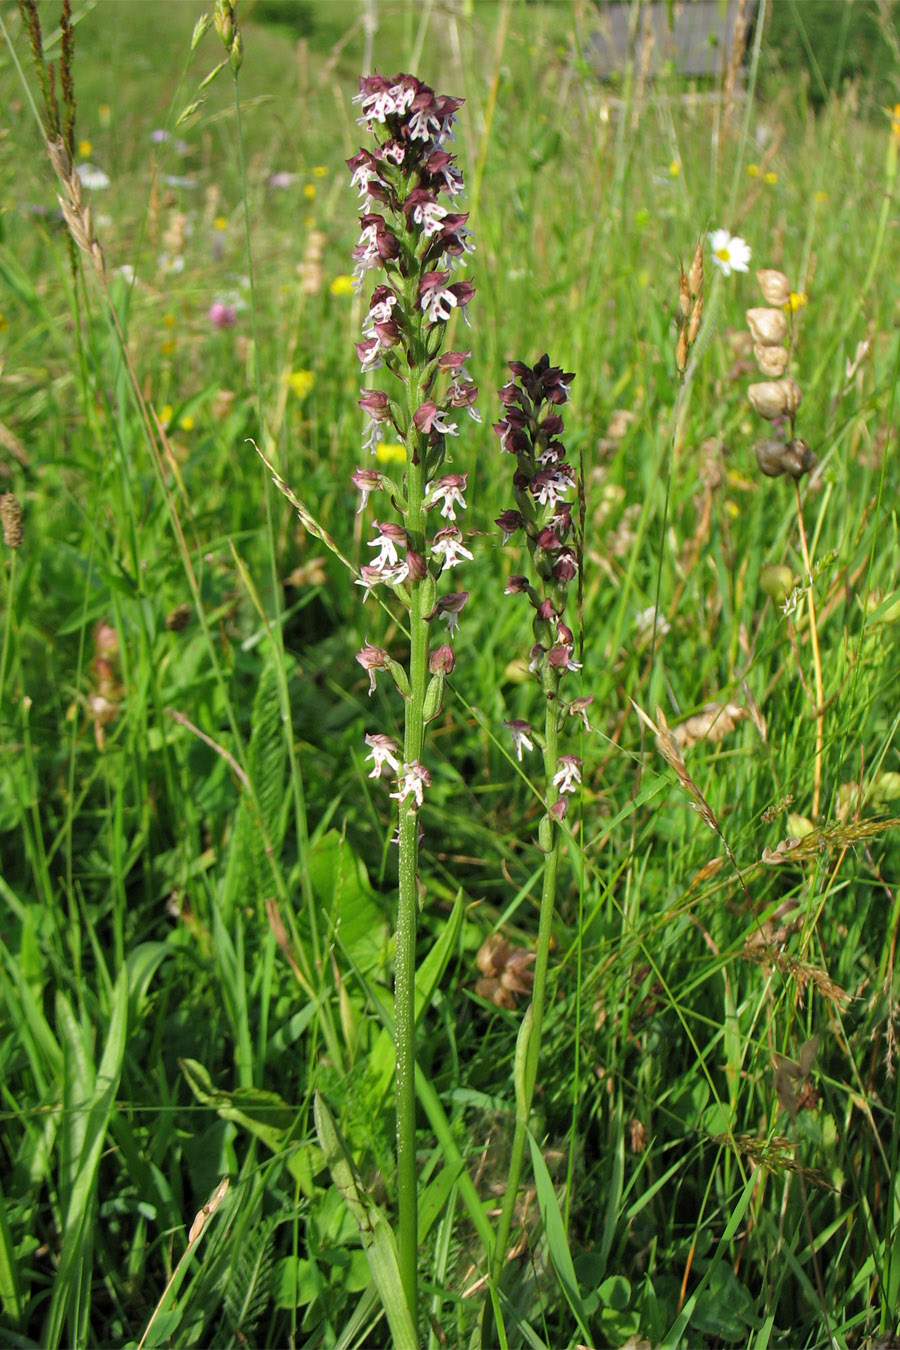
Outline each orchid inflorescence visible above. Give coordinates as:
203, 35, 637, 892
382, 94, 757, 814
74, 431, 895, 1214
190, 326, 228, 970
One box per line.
494, 355, 591, 817
347, 73, 480, 811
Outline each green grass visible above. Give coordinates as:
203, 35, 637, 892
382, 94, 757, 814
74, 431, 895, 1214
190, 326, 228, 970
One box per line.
2, 1, 900, 1346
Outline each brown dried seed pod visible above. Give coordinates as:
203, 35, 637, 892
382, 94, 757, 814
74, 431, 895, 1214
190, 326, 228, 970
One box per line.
754, 342, 790, 377
782, 438, 817, 479
757, 268, 791, 306
748, 378, 801, 421
746, 307, 788, 346
755, 439, 787, 477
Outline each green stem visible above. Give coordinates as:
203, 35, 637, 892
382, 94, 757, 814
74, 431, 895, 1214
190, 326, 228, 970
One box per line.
490, 687, 561, 1284
395, 371, 431, 1328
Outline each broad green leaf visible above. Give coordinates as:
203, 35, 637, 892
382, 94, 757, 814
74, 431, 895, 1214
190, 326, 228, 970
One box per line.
45, 972, 128, 1350
527, 1128, 592, 1343
314, 1093, 417, 1350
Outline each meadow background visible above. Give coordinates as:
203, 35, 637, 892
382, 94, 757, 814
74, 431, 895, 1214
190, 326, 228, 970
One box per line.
3, 0, 900, 1346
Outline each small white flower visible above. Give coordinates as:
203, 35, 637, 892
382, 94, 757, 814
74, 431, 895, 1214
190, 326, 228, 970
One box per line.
391, 760, 432, 808
708, 228, 751, 277
76, 163, 110, 191
504, 719, 534, 762
552, 754, 583, 795
364, 733, 401, 779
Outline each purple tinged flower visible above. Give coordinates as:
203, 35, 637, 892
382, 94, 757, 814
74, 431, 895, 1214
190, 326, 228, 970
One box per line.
151, 129, 170, 143
548, 643, 582, 673
367, 520, 407, 568
505, 574, 529, 594
430, 525, 473, 570
438, 349, 472, 377
504, 718, 534, 761
356, 640, 391, 694
413, 403, 458, 438
418, 272, 475, 326
359, 388, 394, 453
550, 798, 568, 822
268, 171, 298, 189
429, 643, 455, 673
404, 187, 447, 236
552, 754, 583, 795
427, 590, 468, 636
426, 473, 468, 520
530, 466, 574, 509
208, 301, 236, 329
553, 550, 578, 583
568, 696, 594, 731
355, 564, 388, 599
351, 467, 382, 512
365, 732, 401, 775
356, 337, 383, 372
358, 389, 392, 419
446, 378, 481, 421
391, 760, 432, 808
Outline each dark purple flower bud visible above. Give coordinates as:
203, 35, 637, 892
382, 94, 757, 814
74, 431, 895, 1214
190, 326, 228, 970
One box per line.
535, 527, 562, 552
536, 599, 556, 622
352, 467, 382, 511
373, 319, 401, 347
429, 643, 455, 673
550, 798, 568, 822
557, 621, 574, 647
496, 509, 524, 540
541, 413, 565, 437
438, 349, 471, 376
406, 549, 427, 581
414, 400, 440, 433
358, 389, 392, 419
553, 549, 578, 583
505, 575, 530, 594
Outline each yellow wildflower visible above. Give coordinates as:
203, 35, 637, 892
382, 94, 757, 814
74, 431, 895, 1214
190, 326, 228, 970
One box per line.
892, 103, 900, 143
330, 274, 355, 296
160, 404, 173, 426
668, 160, 681, 177
180, 414, 195, 431
746, 163, 759, 177
376, 441, 405, 464
303, 184, 316, 201
214, 216, 228, 232
313, 165, 328, 177
788, 291, 808, 313
78, 139, 93, 158
160, 339, 176, 356
163, 312, 176, 328
764, 171, 778, 185
284, 369, 315, 398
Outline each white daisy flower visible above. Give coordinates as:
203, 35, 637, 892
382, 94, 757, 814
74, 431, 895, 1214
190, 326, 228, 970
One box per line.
708, 228, 751, 277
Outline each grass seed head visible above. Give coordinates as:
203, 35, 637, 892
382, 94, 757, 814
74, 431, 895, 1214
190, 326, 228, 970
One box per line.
1, 493, 24, 548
